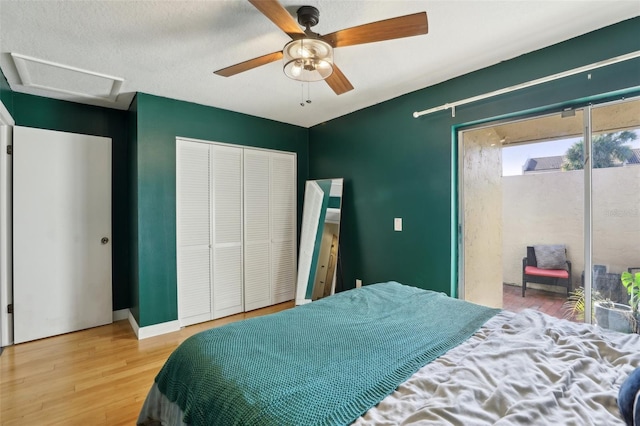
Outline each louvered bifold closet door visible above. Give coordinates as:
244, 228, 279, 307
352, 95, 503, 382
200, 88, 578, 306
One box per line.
270, 153, 297, 304
243, 150, 272, 311
176, 141, 212, 326
211, 145, 244, 318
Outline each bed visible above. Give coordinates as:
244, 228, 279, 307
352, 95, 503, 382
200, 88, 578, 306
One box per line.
137, 282, 640, 425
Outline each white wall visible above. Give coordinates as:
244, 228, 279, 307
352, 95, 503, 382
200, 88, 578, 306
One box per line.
503, 166, 640, 291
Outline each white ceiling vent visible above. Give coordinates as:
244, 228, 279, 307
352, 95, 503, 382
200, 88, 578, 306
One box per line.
10, 53, 123, 102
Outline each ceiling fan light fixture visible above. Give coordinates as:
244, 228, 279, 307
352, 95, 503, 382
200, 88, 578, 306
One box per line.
283, 38, 333, 82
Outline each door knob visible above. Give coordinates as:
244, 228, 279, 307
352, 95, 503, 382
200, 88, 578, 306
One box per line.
101, 237, 109, 244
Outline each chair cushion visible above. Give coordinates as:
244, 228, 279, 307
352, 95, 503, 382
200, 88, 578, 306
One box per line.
534, 244, 567, 269
525, 266, 569, 279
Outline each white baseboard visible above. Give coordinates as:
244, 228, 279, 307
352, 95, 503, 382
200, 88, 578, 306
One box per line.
127, 311, 139, 337
112, 309, 129, 322
127, 311, 180, 340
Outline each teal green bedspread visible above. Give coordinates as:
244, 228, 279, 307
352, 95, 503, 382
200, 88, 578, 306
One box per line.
155, 281, 500, 425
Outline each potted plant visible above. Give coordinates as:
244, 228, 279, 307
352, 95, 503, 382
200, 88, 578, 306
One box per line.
563, 287, 603, 322
621, 270, 640, 333
593, 299, 634, 333
562, 285, 635, 333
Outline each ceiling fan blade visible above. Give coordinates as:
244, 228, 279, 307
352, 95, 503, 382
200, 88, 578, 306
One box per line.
325, 65, 354, 95
248, 0, 306, 39
214, 51, 283, 77
322, 12, 428, 48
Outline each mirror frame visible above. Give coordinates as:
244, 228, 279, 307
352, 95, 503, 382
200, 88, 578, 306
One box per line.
295, 178, 343, 305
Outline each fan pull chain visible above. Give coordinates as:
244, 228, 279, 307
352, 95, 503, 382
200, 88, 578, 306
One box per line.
300, 83, 312, 107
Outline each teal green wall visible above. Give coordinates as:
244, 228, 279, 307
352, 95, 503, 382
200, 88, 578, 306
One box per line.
128, 95, 139, 322
131, 93, 308, 327
11, 93, 131, 310
308, 18, 640, 295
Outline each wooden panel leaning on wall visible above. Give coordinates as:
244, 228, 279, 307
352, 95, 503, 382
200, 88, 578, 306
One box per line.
0, 301, 294, 425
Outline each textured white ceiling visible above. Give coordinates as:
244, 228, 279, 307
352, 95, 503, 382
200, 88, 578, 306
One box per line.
1, 1, 638, 128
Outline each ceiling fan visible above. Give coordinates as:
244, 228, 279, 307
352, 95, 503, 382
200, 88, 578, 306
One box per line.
214, 0, 428, 95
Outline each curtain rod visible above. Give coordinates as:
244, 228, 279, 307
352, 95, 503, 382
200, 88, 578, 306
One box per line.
412, 50, 640, 119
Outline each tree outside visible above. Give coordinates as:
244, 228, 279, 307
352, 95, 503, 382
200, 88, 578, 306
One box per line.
562, 131, 637, 171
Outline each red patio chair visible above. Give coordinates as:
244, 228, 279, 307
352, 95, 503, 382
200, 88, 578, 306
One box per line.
522, 246, 572, 297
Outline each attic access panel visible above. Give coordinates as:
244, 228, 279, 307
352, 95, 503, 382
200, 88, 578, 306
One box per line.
11, 53, 123, 102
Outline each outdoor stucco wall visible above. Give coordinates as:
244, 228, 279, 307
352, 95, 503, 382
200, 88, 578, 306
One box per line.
503, 166, 640, 291
463, 129, 503, 308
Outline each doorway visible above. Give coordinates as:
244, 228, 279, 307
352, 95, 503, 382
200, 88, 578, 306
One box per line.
459, 96, 640, 330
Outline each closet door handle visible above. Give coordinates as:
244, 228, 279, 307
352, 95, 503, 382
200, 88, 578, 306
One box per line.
101, 237, 109, 244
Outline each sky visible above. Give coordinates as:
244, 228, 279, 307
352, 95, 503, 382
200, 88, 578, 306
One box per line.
502, 130, 640, 176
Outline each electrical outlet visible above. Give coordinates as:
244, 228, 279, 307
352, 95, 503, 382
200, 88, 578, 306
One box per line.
394, 218, 402, 231
355, 279, 362, 288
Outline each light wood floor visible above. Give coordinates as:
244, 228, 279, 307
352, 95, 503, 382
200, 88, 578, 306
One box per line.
0, 302, 294, 425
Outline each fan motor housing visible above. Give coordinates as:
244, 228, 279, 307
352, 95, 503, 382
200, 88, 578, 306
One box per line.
297, 6, 320, 28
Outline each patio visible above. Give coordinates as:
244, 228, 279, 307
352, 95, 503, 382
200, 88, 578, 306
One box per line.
502, 283, 569, 320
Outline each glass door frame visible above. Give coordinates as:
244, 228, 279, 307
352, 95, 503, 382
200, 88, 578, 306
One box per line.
583, 104, 593, 323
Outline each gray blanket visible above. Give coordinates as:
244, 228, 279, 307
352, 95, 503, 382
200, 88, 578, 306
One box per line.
356, 309, 640, 425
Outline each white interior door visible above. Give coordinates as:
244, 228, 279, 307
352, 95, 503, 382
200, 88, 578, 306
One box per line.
176, 140, 212, 326
211, 145, 244, 318
0, 124, 13, 346
243, 149, 271, 311
13, 126, 112, 343
270, 152, 296, 304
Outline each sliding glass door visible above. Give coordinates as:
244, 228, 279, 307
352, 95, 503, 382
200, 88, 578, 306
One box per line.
589, 98, 640, 332
459, 96, 640, 333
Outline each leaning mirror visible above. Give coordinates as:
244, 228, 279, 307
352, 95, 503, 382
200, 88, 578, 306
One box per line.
295, 178, 343, 305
